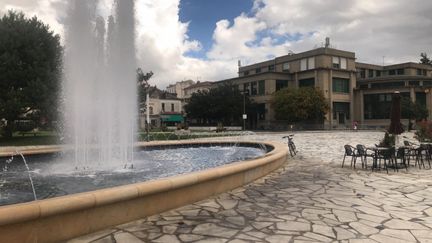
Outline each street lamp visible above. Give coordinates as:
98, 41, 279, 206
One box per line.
241, 90, 249, 131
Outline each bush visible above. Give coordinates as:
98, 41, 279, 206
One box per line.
378, 132, 395, 147
216, 122, 226, 133
415, 120, 432, 142
176, 123, 189, 130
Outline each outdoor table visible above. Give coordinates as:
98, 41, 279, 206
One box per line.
366, 146, 391, 170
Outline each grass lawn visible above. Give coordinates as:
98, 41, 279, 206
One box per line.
0, 131, 60, 146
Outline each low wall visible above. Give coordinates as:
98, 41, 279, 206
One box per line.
0, 140, 288, 243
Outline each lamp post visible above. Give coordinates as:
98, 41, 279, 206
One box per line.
241, 90, 249, 131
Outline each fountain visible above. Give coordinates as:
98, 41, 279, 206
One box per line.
0, 0, 288, 242
63, 0, 137, 169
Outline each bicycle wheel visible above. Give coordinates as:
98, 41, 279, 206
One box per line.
291, 143, 297, 155
289, 143, 295, 157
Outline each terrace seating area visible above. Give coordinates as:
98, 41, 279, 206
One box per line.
343, 140, 432, 173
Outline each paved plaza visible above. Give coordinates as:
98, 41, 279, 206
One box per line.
70, 131, 432, 243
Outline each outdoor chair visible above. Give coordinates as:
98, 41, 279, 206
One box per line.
415, 144, 431, 169
356, 144, 374, 169
393, 147, 408, 172
342, 145, 358, 168
403, 140, 418, 167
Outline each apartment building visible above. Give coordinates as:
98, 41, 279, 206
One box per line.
183, 81, 214, 99
166, 80, 195, 99
138, 87, 183, 129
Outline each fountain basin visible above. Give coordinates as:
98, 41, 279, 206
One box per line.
0, 140, 287, 242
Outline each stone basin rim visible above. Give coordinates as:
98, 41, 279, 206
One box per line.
0, 140, 287, 227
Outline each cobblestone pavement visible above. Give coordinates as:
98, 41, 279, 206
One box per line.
69, 155, 432, 243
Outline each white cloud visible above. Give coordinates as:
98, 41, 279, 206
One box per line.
1, 0, 432, 88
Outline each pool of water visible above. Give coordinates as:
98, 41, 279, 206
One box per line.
0, 145, 266, 206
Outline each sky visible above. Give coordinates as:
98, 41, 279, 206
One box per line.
1, 0, 432, 89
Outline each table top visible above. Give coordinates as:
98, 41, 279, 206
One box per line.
366, 147, 390, 151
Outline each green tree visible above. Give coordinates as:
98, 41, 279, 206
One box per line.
420, 52, 432, 65
185, 82, 251, 125
0, 11, 62, 138
271, 87, 329, 123
401, 97, 428, 121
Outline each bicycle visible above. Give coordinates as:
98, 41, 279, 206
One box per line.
283, 134, 297, 157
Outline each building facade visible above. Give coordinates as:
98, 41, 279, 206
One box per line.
216, 47, 432, 129
166, 80, 195, 99
139, 87, 183, 129
353, 62, 432, 127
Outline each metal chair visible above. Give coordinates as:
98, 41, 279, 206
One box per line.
356, 144, 374, 169
342, 145, 358, 168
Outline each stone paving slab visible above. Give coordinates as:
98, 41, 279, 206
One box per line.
69, 132, 432, 242
69, 156, 432, 243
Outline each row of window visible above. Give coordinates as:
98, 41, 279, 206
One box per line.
161, 103, 177, 112
359, 80, 432, 89
359, 68, 429, 79
242, 80, 266, 96
243, 56, 349, 76
363, 92, 428, 119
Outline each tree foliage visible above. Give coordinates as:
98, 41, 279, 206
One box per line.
0, 11, 62, 137
185, 82, 251, 125
420, 52, 432, 65
271, 87, 329, 123
136, 68, 153, 111
401, 97, 428, 121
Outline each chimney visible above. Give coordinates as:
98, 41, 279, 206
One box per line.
325, 37, 330, 48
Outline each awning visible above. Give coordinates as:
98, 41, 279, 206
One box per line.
161, 114, 184, 122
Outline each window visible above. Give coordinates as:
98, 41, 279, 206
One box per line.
332, 78, 350, 93
299, 78, 315, 87
308, 57, 315, 69
397, 69, 404, 75
409, 81, 420, 86
416, 92, 427, 106
268, 65, 275, 71
359, 84, 369, 89
161, 103, 165, 112
244, 70, 249, 76
251, 82, 257, 95
368, 69, 374, 78
258, 80, 265, 95
255, 67, 261, 73
300, 59, 307, 71
359, 69, 366, 78
282, 62, 290, 71
376, 70, 381, 77
333, 102, 350, 120
417, 69, 422, 75
332, 56, 340, 68
389, 69, 396, 75
149, 106, 153, 115
370, 81, 404, 89
276, 80, 289, 91
243, 83, 250, 94
171, 103, 175, 112
423, 69, 427, 76
364, 93, 410, 119
340, 58, 347, 69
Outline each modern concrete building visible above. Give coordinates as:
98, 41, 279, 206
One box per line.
215, 46, 356, 129
214, 45, 432, 130
354, 62, 432, 127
